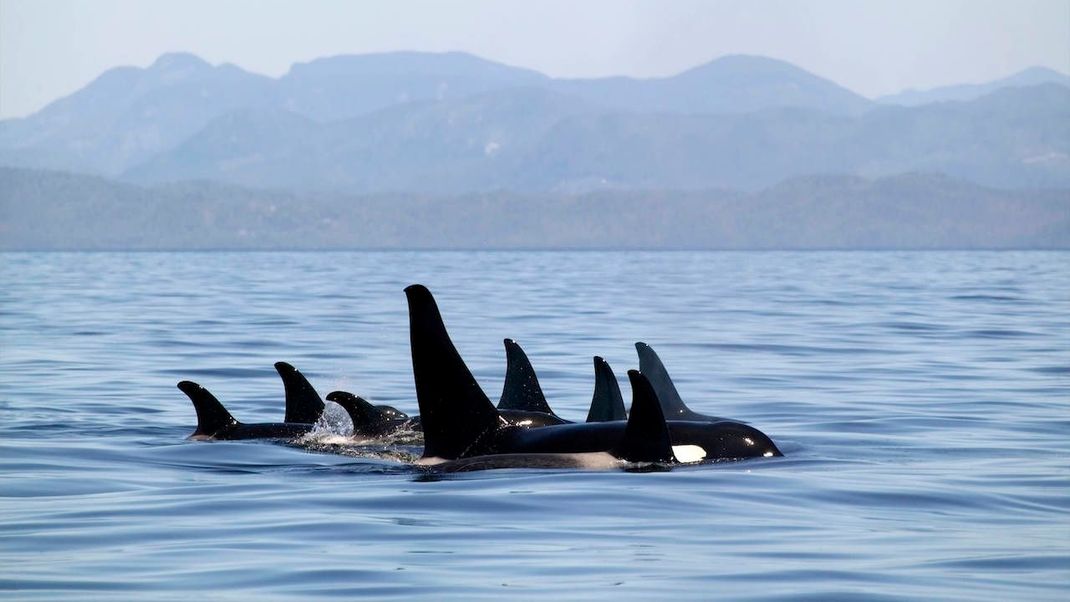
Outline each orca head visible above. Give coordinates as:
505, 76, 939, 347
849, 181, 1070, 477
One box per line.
713, 422, 783, 459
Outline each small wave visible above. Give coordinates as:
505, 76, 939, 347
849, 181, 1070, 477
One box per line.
949, 294, 1022, 302
1030, 365, 1070, 375
967, 328, 1038, 339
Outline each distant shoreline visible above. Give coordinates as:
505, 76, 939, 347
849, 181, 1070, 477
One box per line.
3, 166, 1067, 252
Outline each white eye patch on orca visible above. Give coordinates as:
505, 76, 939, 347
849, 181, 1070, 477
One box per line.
672, 445, 706, 463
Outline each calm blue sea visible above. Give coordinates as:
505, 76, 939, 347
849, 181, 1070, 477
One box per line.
1, 251, 1068, 600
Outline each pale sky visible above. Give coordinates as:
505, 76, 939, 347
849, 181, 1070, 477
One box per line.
1, 0, 1068, 119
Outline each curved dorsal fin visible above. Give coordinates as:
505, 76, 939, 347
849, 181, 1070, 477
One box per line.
326, 391, 395, 437
275, 361, 325, 424
586, 356, 627, 422
611, 371, 676, 463
178, 380, 239, 437
635, 342, 702, 420
405, 284, 502, 459
498, 338, 555, 415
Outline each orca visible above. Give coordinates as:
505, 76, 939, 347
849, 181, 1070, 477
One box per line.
586, 356, 627, 422
405, 284, 781, 463
326, 388, 568, 440
179, 380, 316, 440
429, 369, 676, 471
635, 342, 729, 422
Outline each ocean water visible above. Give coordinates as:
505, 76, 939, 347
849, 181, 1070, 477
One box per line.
1, 250, 1067, 600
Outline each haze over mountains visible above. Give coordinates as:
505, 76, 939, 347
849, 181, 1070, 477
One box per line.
1, 51, 1067, 249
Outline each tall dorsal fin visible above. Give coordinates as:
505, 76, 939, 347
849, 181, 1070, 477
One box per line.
586, 356, 627, 422
635, 342, 702, 420
326, 391, 395, 437
178, 380, 239, 437
405, 284, 502, 459
275, 361, 325, 424
611, 371, 676, 463
498, 338, 555, 415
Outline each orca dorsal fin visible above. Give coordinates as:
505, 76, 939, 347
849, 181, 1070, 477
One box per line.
498, 338, 555, 415
326, 391, 394, 437
405, 284, 503, 459
275, 361, 325, 424
611, 371, 676, 463
635, 342, 702, 420
586, 356, 627, 422
178, 380, 239, 437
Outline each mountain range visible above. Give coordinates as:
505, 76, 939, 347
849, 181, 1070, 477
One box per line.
1, 51, 1067, 194
877, 66, 1070, 106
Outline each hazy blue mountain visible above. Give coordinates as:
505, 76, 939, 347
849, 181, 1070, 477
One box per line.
0, 53, 275, 174
878, 66, 1070, 106
275, 51, 550, 121
553, 54, 872, 115
124, 87, 597, 192
0, 51, 550, 177
125, 84, 1070, 192
0, 51, 873, 179
3, 167, 1066, 250
3, 51, 1067, 191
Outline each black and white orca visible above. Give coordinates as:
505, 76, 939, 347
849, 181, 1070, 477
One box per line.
180, 379, 318, 441
405, 284, 781, 465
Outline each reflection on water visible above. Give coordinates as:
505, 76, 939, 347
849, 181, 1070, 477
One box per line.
1, 251, 1068, 599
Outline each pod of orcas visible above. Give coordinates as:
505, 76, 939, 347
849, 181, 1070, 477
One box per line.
177, 284, 782, 471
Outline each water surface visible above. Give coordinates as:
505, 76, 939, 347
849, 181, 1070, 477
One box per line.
1, 251, 1068, 600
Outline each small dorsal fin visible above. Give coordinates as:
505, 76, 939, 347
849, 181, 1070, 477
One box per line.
635, 342, 703, 420
326, 391, 395, 437
586, 356, 627, 422
275, 361, 325, 424
610, 371, 676, 463
405, 284, 503, 459
178, 380, 239, 437
498, 338, 555, 415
